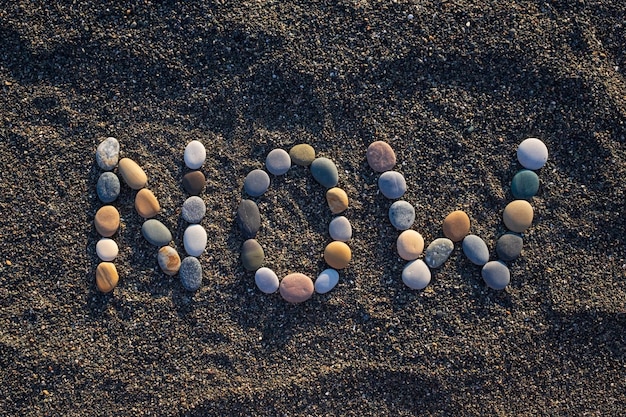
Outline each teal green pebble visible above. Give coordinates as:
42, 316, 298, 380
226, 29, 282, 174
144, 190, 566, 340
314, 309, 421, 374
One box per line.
310, 157, 338, 188
511, 169, 539, 199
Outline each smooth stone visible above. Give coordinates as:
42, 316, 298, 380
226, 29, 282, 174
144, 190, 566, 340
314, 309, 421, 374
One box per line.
326, 187, 349, 214
179, 256, 202, 291
289, 144, 315, 166
184, 140, 206, 169
96, 238, 119, 261
388, 200, 415, 230
366, 141, 396, 172
244, 169, 270, 197
402, 259, 431, 290
442, 210, 471, 242
183, 224, 207, 257
118, 158, 147, 190
254, 267, 280, 294
378, 171, 406, 199
280, 273, 314, 303
462, 234, 489, 266
511, 169, 539, 199
94, 205, 120, 237
311, 157, 339, 188
182, 196, 206, 224
95, 137, 119, 171
503, 200, 534, 233
237, 199, 261, 238
329, 216, 352, 242
424, 238, 454, 268
182, 171, 206, 195
482, 260, 511, 290
96, 172, 120, 203
158, 246, 181, 276
496, 233, 524, 261
96, 262, 118, 293
314, 268, 339, 294
141, 219, 172, 246
396, 230, 424, 261
241, 239, 264, 271
323, 241, 351, 269
517, 138, 548, 170
265, 149, 291, 175
134, 188, 160, 218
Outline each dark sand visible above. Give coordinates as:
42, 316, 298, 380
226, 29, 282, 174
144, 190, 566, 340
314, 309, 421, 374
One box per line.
1, 1, 625, 416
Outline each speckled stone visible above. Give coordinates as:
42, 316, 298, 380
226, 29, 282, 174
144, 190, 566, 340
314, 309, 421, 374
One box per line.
517, 138, 548, 170
496, 233, 524, 261
396, 230, 424, 261
94, 205, 120, 237
424, 238, 454, 268
511, 169, 539, 199
462, 234, 489, 266
141, 219, 172, 246
289, 144, 316, 166
329, 216, 352, 242
503, 200, 534, 233
134, 188, 160, 218
158, 246, 181, 276
95, 137, 119, 171
182, 171, 206, 195
324, 241, 351, 269
118, 158, 147, 190
388, 200, 415, 230
255, 267, 279, 294
482, 260, 510, 290
366, 141, 396, 172
402, 259, 431, 290
179, 256, 202, 291
378, 171, 406, 199
237, 199, 261, 238
280, 273, 314, 303
244, 169, 270, 197
311, 157, 338, 188
265, 149, 291, 175
184, 140, 206, 169
183, 224, 207, 257
326, 187, 349, 214
315, 268, 339, 294
96, 238, 118, 262
442, 210, 470, 242
181, 196, 206, 224
96, 172, 120, 203
241, 239, 264, 271
96, 262, 118, 293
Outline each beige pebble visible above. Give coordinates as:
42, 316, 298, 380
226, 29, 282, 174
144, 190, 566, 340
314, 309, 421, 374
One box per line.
135, 188, 160, 218
326, 187, 349, 214
118, 157, 147, 190
288, 144, 315, 166
96, 262, 119, 293
158, 246, 181, 276
442, 210, 470, 242
503, 200, 534, 232
280, 273, 314, 303
324, 241, 351, 269
94, 205, 120, 237
396, 230, 424, 261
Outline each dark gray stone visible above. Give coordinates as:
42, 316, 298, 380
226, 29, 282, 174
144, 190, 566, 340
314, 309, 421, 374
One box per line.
310, 157, 338, 188
496, 233, 524, 261
179, 256, 202, 291
96, 172, 120, 203
237, 199, 261, 238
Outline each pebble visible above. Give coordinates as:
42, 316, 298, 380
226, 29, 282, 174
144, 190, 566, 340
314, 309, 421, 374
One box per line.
496, 233, 524, 261
503, 200, 534, 232
323, 241, 351, 269
241, 239, 264, 271
244, 169, 270, 197
378, 171, 407, 199
96, 262, 119, 293
311, 157, 339, 188
182, 171, 206, 195
315, 268, 340, 294
517, 138, 548, 170
96, 172, 120, 203
289, 144, 315, 166
181, 196, 206, 224
511, 169, 539, 199
424, 238, 454, 268
158, 246, 181, 276
326, 187, 349, 213
95, 137, 119, 171
255, 267, 280, 294
402, 259, 431, 290
388, 200, 415, 230
141, 219, 172, 246
179, 256, 202, 291
96, 238, 119, 261
118, 158, 147, 190
134, 188, 160, 218
183, 224, 207, 257
265, 149, 291, 175
366, 141, 396, 172
184, 140, 206, 169
94, 205, 120, 237
442, 210, 471, 242
237, 199, 261, 238
329, 216, 352, 242
280, 273, 314, 303
396, 230, 424, 261
482, 260, 510, 290
462, 234, 489, 266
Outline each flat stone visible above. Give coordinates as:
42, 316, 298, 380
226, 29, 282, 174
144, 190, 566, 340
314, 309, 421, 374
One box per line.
503, 200, 534, 233
96, 137, 119, 171
241, 239, 264, 271
378, 171, 406, 199
96, 238, 118, 261
134, 188, 160, 218
182, 171, 206, 195
482, 260, 510, 290
280, 273, 314, 303
402, 259, 431, 290
496, 233, 524, 261
396, 230, 424, 261
158, 246, 181, 276
517, 138, 548, 170
96, 262, 119, 293
289, 144, 315, 166
329, 216, 352, 242
265, 148, 291, 175
255, 267, 279, 294
315, 268, 339, 294
424, 238, 454, 268
311, 157, 338, 188
179, 256, 202, 291
118, 158, 147, 190
324, 241, 351, 269
181, 196, 206, 224
141, 219, 172, 246
244, 169, 270, 197
183, 224, 207, 257
94, 205, 120, 237
388, 200, 415, 230
442, 210, 470, 242
184, 140, 206, 169
96, 172, 120, 203
366, 141, 396, 172
326, 187, 349, 213
511, 169, 539, 199
237, 199, 261, 238
462, 234, 489, 266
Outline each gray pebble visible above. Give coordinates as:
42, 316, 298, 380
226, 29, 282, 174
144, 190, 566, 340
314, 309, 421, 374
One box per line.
424, 238, 454, 268
244, 169, 270, 197
378, 171, 407, 199
388, 200, 415, 230
462, 234, 489, 266
265, 149, 291, 175
237, 199, 261, 238
310, 157, 338, 188
255, 267, 279, 293
496, 233, 524, 261
96, 137, 120, 170
482, 260, 510, 290
96, 172, 120, 203
179, 256, 202, 291
141, 219, 172, 246
329, 216, 352, 242
182, 196, 206, 224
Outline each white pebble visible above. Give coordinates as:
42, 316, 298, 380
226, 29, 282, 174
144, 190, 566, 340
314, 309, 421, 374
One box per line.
255, 267, 280, 294
314, 268, 339, 294
184, 140, 206, 169
96, 238, 118, 261
183, 224, 207, 257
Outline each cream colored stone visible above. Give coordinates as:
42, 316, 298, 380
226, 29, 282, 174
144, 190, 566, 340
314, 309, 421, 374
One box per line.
396, 230, 424, 261
326, 187, 349, 214
118, 157, 147, 190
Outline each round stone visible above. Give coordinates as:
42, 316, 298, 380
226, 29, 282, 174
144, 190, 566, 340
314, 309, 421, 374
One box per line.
255, 267, 279, 294
96, 172, 120, 203
315, 268, 340, 294
329, 216, 352, 242
95, 137, 119, 171
378, 171, 406, 199
482, 260, 511, 290
96, 238, 119, 261
462, 234, 489, 266
241, 239, 264, 271
141, 219, 172, 246
402, 259, 431, 290
503, 200, 534, 233
158, 246, 181, 276
511, 169, 540, 199
323, 241, 351, 269
183, 224, 207, 257
237, 199, 261, 238
182, 196, 206, 224
311, 157, 339, 188
179, 256, 202, 291
496, 233, 524, 261
424, 238, 454, 268
265, 149, 291, 175
442, 210, 471, 242
326, 187, 349, 214
182, 171, 206, 195
96, 262, 119, 293
280, 273, 314, 303
366, 141, 396, 172
134, 188, 160, 218
517, 138, 548, 170
244, 169, 270, 197
94, 205, 120, 237
396, 230, 424, 261
388, 200, 415, 230
289, 144, 316, 166
118, 158, 147, 190
184, 140, 206, 169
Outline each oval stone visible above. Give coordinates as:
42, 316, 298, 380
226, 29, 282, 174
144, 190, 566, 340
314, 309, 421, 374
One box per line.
366, 141, 396, 172
378, 171, 406, 199
94, 205, 120, 237
424, 238, 454, 268
511, 169, 539, 199
324, 241, 351, 269
183, 224, 207, 257
96, 137, 119, 171
96, 172, 120, 203
326, 187, 349, 214
496, 233, 524, 261
237, 199, 261, 238
388, 200, 415, 230
517, 138, 548, 170
158, 246, 181, 276
315, 268, 339, 294
244, 169, 270, 197
311, 157, 338, 188
96, 262, 119, 293
135, 188, 160, 218
289, 144, 315, 166
265, 149, 291, 175
503, 200, 534, 233
96, 238, 119, 261
396, 230, 424, 261
482, 260, 511, 290
255, 267, 280, 294
462, 234, 489, 266
181, 196, 206, 224
402, 259, 431, 290
182, 171, 206, 195
141, 219, 172, 246
280, 273, 314, 303
241, 239, 264, 271
184, 140, 206, 169
118, 158, 147, 190
179, 256, 202, 291
442, 210, 471, 242
329, 216, 352, 242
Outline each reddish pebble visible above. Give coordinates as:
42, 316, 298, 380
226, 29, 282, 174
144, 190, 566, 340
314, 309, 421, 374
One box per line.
280, 273, 314, 303
366, 141, 396, 172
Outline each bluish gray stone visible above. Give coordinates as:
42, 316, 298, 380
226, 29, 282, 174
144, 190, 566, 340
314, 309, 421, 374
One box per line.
141, 219, 172, 246
310, 157, 338, 188
462, 234, 489, 266
96, 172, 120, 203
96, 137, 119, 171
511, 169, 539, 199
424, 238, 454, 268
255, 267, 279, 293
496, 233, 524, 261
265, 149, 291, 175
314, 268, 339, 294
482, 260, 510, 290
179, 256, 202, 291
388, 200, 415, 230
237, 199, 261, 238
182, 196, 206, 224
402, 259, 431, 290
329, 216, 352, 242
378, 171, 407, 199
244, 169, 270, 197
